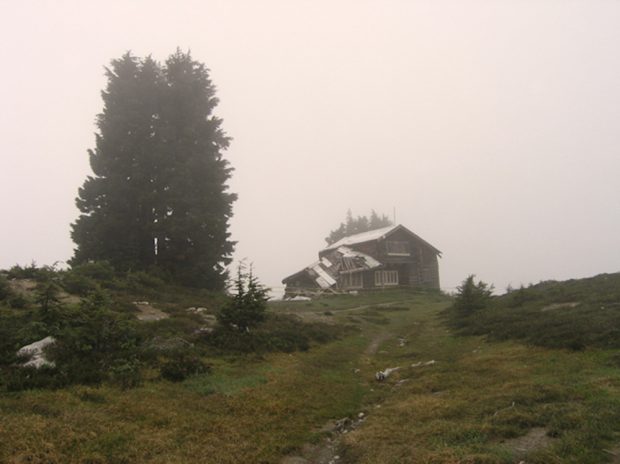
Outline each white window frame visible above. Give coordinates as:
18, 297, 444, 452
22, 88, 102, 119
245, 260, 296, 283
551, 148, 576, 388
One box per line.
375, 270, 399, 287
341, 272, 364, 289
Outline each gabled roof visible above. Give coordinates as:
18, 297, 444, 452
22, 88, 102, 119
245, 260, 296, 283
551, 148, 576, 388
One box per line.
322, 224, 441, 255
282, 259, 338, 288
281, 246, 383, 287
323, 225, 396, 250
309, 261, 337, 288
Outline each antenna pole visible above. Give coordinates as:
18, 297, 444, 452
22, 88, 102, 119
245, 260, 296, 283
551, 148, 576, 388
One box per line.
393, 206, 396, 224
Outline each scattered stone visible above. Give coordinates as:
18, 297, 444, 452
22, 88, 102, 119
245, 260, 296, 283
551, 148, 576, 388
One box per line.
353, 368, 360, 374
541, 302, 579, 312
187, 306, 209, 314
133, 301, 169, 321
8, 278, 37, 295
375, 366, 400, 381
358, 412, 365, 418
334, 417, 352, 432
194, 327, 214, 335
17, 336, 56, 368
398, 337, 407, 347
411, 360, 436, 368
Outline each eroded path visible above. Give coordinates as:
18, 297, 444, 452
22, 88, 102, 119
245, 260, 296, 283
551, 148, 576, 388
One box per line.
279, 298, 427, 464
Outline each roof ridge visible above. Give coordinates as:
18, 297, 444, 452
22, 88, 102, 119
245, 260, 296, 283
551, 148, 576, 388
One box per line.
322, 224, 399, 251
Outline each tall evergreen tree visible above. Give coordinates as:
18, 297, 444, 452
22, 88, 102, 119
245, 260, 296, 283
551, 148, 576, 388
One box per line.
71, 50, 236, 289
155, 50, 236, 288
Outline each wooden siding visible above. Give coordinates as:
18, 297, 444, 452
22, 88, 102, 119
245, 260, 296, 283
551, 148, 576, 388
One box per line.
287, 225, 440, 294
347, 228, 440, 290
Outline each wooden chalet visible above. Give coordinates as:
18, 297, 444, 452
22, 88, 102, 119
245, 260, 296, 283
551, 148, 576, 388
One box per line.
282, 224, 441, 296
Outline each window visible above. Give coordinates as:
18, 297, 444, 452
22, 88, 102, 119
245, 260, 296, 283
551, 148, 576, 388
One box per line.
341, 272, 363, 289
386, 241, 410, 256
375, 270, 399, 286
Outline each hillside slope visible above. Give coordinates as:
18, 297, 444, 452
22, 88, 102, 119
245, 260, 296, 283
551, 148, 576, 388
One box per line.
2, 274, 620, 463
446, 272, 620, 350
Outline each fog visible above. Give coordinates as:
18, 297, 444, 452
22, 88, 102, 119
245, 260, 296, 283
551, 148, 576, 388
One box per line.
1, 1, 619, 293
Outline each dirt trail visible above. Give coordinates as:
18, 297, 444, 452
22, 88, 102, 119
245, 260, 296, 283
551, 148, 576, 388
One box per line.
280, 301, 405, 464
335, 299, 415, 314
364, 331, 392, 356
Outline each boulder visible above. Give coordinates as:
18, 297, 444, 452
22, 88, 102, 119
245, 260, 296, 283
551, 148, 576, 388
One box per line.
17, 336, 56, 368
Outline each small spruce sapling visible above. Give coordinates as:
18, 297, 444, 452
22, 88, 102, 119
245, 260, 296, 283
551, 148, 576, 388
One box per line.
217, 264, 269, 332
453, 275, 493, 315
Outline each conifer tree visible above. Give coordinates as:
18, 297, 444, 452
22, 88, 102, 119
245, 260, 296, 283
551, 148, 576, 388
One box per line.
155, 50, 236, 288
71, 50, 236, 289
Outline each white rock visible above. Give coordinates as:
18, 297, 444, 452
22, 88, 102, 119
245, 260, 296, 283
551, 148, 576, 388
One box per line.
375, 366, 400, 381
17, 336, 56, 369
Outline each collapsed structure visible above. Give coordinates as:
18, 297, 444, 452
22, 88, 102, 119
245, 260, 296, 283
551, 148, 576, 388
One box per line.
282, 224, 441, 296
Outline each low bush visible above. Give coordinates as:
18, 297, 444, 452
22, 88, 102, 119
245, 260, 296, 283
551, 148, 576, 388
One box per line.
207, 313, 350, 353
61, 271, 99, 296
452, 275, 493, 316
48, 306, 142, 385
4, 366, 65, 391
8, 294, 29, 309
1, 302, 144, 391
0, 275, 12, 301
444, 272, 620, 350
125, 271, 166, 291
160, 350, 210, 382
109, 357, 142, 389
7, 262, 43, 280
69, 261, 116, 282
217, 264, 268, 332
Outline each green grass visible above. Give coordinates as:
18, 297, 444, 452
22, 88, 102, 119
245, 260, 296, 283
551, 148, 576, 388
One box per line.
183, 360, 272, 395
339, 284, 620, 463
3, 282, 620, 463
445, 272, 620, 350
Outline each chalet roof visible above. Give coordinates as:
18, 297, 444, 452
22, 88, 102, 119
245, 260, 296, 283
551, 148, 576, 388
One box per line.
322, 224, 441, 255
323, 225, 396, 250
336, 246, 382, 272
281, 246, 382, 286
309, 261, 337, 288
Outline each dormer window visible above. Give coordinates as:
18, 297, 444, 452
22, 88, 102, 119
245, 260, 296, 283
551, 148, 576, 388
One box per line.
386, 241, 410, 256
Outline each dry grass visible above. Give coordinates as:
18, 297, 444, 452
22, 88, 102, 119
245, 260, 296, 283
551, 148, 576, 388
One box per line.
3, 287, 620, 463
340, 298, 620, 463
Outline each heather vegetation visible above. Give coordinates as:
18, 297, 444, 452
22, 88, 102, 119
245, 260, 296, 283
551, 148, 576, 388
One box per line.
0, 262, 344, 393
3, 271, 620, 462
444, 272, 620, 351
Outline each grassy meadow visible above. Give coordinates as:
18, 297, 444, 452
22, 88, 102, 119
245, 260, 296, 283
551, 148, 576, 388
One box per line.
2, 274, 620, 463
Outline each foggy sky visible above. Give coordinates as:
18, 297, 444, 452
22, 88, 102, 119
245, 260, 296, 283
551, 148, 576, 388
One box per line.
1, 0, 619, 293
